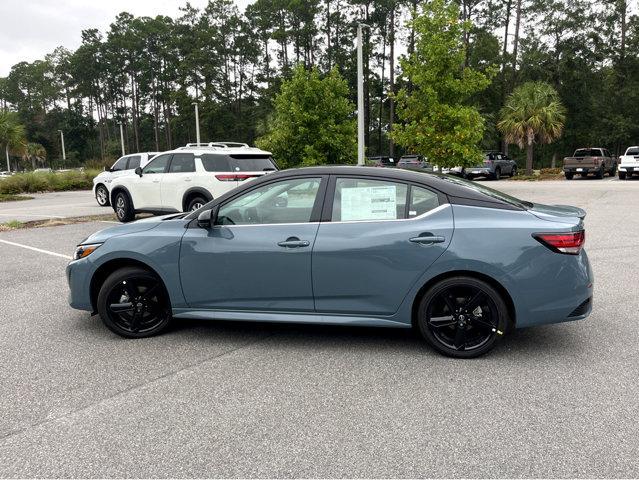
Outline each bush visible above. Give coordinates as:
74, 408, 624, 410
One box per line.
540, 167, 562, 175
85, 158, 113, 170
0, 170, 100, 194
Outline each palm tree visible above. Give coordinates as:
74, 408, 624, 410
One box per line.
498, 82, 566, 175
0, 111, 26, 172
23, 142, 47, 170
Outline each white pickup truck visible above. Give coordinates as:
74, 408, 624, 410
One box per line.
618, 146, 639, 179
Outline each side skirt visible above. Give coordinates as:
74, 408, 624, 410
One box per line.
171, 308, 411, 328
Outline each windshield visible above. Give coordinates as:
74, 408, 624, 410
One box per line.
437, 175, 530, 209
625, 148, 639, 156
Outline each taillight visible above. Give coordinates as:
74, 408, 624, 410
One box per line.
533, 231, 585, 255
215, 174, 259, 182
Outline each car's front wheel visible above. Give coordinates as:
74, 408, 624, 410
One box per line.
416, 276, 509, 358
97, 266, 172, 338
114, 192, 135, 222
510, 166, 517, 177
95, 184, 110, 207
619, 171, 627, 180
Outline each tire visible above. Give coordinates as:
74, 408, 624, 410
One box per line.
609, 163, 617, 177
416, 276, 509, 358
619, 171, 627, 180
95, 184, 110, 207
114, 191, 135, 223
97, 266, 172, 338
510, 166, 517, 177
186, 196, 207, 212
565, 172, 574, 180
493, 167, 501, 180
595, 165, 604, 179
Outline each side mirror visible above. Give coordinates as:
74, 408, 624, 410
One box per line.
135, 166, 143, 177
197, 208, 217, 229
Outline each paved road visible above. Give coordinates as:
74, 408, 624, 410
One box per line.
0, 190, 106, 222
0, 179, 637, 478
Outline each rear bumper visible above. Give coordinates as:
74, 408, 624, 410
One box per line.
563, 166, 599, 174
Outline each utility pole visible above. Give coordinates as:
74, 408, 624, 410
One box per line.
357, 23, 369, 166
118, 122, 126, 157
58, 130, 66, 162
192, 102, 201, 145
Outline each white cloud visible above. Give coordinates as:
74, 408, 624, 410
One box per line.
0, 0, 251, 76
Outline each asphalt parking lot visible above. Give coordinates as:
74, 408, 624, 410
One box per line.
0, 177, 638, 478
0, 190, 105, 222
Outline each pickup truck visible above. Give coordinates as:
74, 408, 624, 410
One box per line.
618, 146, 639, 179
563, 148, 617, 180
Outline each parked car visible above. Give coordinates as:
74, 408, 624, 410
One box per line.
437, 166, 466, 177
109, 142, 277, 222
397, 155, 434, 172
466, 151, 517, 180
93, 152, 158, 206
618, 146, 639, 179
67, 166, 592, 358
367, 156, 397, 167
563, 148, 617, 179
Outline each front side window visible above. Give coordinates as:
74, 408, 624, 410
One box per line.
143, 154, 171, 174
126, 155, 142, 170
332, 178, 408, 222
217, 177, 321, 225
169, 153, 195, 173
111, 157, 128, 171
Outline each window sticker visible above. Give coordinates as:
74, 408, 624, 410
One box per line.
341, 185, 397, 221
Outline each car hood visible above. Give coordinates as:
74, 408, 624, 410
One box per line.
528, 203, 586, 225
93, 171, 109, 181
79, 215, 176, 244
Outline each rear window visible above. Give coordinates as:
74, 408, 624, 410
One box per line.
625, 148, 639, 156
201, 154, 277, 172
574, 149, 603, 157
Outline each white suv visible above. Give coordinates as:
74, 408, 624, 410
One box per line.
109, 143, 277, 222
618, 146, 639, 179
92, 152, 158, 206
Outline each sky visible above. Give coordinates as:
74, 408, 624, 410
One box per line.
0, 0, 251, 76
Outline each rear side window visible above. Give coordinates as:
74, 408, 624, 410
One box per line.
126, 155, 142, 169
409, 186, 440, 217
111, 157, 128, 171
332, 178, 408, 222
169, 153, 195, 173
143, 154, 171, 174
201, 154, 231, 172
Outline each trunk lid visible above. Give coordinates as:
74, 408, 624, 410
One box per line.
528, 203, 586, 226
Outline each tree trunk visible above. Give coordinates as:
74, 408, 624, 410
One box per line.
551, 152, 557, 168
378, 21, 386, 155
5, 144, 10, 172
510, 0, 522, 90
389, 3, 395, 159
325, 0, 331, 70
500, 0, 512, 153
526, 142, 534, 175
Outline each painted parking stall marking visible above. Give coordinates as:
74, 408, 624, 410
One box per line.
0, 239, 72, 260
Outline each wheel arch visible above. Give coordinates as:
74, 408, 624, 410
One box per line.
89, 258, 168, 312
109, 185, 132, 207
410, 270, 516, 329
182, 187, 213, 211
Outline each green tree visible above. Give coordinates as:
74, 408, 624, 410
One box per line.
0, 111, 26, 171
391, 0, 493, 168
256, 65, 356, 167
23, 142, 47, 169
498, 81, 566, 175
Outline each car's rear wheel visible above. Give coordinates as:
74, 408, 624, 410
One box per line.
97, 267, 172, 338
492, 167, 501, 180
619, 171, 627, 180
95, 184, 110, 206
609, 163, 617, 177
596, 165, 605, 179
416, 276, 509, 358
565, 172, 574, 180
186, 196, 207, 212
114, 192, 135, 222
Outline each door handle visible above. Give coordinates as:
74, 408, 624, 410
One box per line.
409, 235, 445, 245
278, 237, 310, 248
184, 178, 192, 182
152, 180, 160, 183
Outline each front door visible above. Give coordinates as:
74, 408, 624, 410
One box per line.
312, 176, 454, 316
132, 153, 171, 209
180, 176, 326, 311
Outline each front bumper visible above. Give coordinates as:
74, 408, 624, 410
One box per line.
618, 165, 638, 172
66, 258, 94, 311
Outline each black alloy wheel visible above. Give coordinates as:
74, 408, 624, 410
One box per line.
97, 267, 172, 338
95, 185, 110, 206
417, 277, 508, 358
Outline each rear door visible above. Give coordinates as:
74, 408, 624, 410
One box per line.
312, 176, 454, 316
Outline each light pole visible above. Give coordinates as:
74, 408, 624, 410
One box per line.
357, 23, 369, 166
192, 102, 201, 145
118, 122, 126, 157
58, 130, 66, 162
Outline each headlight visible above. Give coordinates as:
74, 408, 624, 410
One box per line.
73, 243, 102, 260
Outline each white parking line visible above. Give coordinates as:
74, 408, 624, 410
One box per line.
0, 213, 64, 218
0, 239, 72, 259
